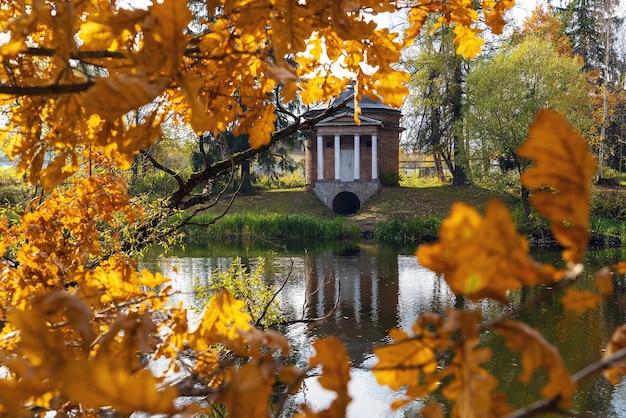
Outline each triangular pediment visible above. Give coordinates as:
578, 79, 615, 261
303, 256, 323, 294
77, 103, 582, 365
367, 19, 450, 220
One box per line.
316, 112, 383, 127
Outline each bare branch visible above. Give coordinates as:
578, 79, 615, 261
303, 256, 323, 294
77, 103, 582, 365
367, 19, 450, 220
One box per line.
142, 149, 186, 190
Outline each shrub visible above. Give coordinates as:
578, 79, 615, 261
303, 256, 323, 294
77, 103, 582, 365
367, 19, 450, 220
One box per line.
193, 258, 282, 327
253, 172, 306, 190
0, 169, 33, 205
379, 170, 400, 187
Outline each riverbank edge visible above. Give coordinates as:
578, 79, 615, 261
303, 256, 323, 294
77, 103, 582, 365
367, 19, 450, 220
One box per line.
183, 209, 624, 248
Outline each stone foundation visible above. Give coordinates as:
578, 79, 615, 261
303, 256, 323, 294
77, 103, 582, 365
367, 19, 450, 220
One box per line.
314, 180, 380, 213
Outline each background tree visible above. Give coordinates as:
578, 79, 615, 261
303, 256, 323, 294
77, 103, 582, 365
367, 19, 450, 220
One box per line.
464, 35, 591, 220
553, 0, 626, 178
403, 20, 470, 186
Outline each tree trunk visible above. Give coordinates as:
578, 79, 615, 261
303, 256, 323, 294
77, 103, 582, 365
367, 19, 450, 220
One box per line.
239, 160, 254, 194
521, 184, 531, 227
433, 151, 446, 182
449, 56, 469, 186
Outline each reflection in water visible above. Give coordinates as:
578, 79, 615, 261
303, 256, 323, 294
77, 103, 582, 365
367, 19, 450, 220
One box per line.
140, 243, 626, 417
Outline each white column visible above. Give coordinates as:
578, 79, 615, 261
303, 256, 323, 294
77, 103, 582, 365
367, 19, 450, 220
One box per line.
334, 135, 341, 180
353, 135, 360, 180
316, 135, 324, 180
371, 134, 378, 180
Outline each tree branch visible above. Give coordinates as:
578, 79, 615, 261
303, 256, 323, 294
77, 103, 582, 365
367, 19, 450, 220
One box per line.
142, 149, 186, 190
0, 82, 94, 96
167, 99, 348, 210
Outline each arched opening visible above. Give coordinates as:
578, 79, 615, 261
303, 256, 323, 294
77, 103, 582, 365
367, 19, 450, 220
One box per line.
332, 191, 360, 215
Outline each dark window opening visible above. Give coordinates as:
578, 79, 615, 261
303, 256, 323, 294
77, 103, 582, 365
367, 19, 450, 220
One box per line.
366, 140, 372, 147
332, 191, 360, 215
326, 141, 333, 148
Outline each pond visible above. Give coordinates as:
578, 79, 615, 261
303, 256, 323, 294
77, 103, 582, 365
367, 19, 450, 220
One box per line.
140, 241, 626, 417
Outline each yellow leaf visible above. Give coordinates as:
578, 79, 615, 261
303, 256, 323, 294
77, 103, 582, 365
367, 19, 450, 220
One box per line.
82, 74, 169, 120
561, 289, 604, 312
453, 24, 485, 59
192, 289, 252, 346
40, 152, 74, 192
603, 324, 626, 384
416, 200, 560, 302
373, 313, 444, 407
518, 110, 597, 263
78, 21, 116, 50
494, 320, 576, 407
178, 72, 215, 133
237, 105, 277, 149
148, 0, 192, 63
61, 358, 178, 415
482, 0, 515, 35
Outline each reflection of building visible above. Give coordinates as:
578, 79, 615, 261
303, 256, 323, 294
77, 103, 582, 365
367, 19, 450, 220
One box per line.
304, 245, 399, 363
305, 84, 403, 214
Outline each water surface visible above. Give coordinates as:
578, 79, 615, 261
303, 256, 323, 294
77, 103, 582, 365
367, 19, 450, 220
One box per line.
140, 242, 626, 417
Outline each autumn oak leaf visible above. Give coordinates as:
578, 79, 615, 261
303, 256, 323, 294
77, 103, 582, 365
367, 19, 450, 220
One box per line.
417, 200, 561, 302
603, 324, 626, 384
82, 74, 169, 120
517, 110, 597, 263
561, 289, 604, 312
303, 337, 352, 418
495, 320, 576, 407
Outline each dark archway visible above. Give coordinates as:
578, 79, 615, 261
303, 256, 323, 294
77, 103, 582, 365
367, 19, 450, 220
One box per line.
332, 191, 360, 215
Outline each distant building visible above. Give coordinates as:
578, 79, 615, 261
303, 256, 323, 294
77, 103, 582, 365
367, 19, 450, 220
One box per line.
305, 84, 402, 214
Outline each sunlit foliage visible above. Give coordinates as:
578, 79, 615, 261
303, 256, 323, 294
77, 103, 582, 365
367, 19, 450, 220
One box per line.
1, 1, 625, 417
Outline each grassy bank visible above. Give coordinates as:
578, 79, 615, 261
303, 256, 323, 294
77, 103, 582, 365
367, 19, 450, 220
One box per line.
186, 184, 626, 246
183, 212, 359, 241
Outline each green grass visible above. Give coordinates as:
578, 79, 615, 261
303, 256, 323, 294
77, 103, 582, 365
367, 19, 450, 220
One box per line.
373, 216, 441, 244
184, 212, 360, 241
591, 217, 626, 238
198, 188, 337, 220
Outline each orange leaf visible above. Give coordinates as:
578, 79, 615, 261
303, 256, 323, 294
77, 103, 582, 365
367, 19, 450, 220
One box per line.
420, 402, 445, 418
603, 324, 626, 384
441, 338, 497, 418
561, 289, 604, 312
595, 267, 614, 295
216, 362, 275, 418
416, 200, 560, 302
517, 110, 597, 263
614, 261, 626, 274
307, 337, 352, 418
495, 320, 576, 406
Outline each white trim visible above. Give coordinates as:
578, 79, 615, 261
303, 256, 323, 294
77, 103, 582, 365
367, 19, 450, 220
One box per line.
372, 135, 378, 180
334, 135, 341, 180
354, 135, 360, 180
316, 135, 324, 180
